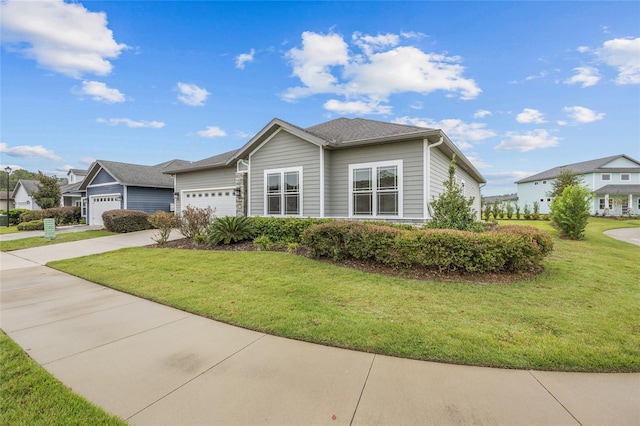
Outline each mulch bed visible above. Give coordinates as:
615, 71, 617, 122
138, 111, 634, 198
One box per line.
152, 238, 539, 284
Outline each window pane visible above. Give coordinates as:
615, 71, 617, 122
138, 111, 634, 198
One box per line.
353, 193, 372, 215
267, 194, 281, 214
284, 171, 299, 193
284, 194, 299, 215
378, 166, 397, 190
377, 193, 398, 215
267, 174, 280, 193
353, 168, 372, 191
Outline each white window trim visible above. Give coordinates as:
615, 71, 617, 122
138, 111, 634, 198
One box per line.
348, 159, 403, 219
263, 166, 303, 217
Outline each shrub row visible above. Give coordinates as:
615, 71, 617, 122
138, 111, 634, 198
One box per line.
17, 220, 45, 231
302, 221, 553, 273
19, 207, 81, 225
6, 208, 29, 225
248, 217, 333, 245
102, 210, 151, 233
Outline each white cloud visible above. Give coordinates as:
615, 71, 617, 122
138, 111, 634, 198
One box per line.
0, 0, 128, 78
577, 46, 590, 53
410, 101, 424, 110
516, 108, 546, 124
0, 142, 61, 161
79, 81, 125, 103
97, 118, 165, 128
56, 165, 74, 172
494, 129, 560, 152
394, 116, 496, 150
177, 82, 210, 106
473, 109, 492, 119
563, 106, 605, 124
235, 49, 256, 69
324, 99, 392, 115
79, 157, 95, 166
196, 126, 227, 138
282, 31, 481, 112
564, 66, 600, 87
595, 37, 640, 85
464, 155, 492, 169
235, 131, 251, 139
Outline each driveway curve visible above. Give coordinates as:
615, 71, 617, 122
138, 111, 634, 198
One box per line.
604, 227, 640, 246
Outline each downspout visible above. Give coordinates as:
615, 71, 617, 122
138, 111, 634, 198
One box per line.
425, 135, 444, 219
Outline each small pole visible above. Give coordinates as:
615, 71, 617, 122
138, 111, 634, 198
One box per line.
4, 166, 11, 227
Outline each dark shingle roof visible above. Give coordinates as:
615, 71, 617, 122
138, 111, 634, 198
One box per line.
82, 159, 190, 189
60, 181, 84, 194
15, 179, 40, 195
305, 118, 434, 143
594, 184, 640, 195
163, 150, 239, 174
516, 155, 640, 184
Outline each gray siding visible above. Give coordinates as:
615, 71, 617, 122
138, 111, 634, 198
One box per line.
249, 130, 321, 216
86, 184, 123, 220
127, 186, 174, 213
174, 167, 236, 212
429, 148, 481, 219
93, 168, 117, 184
327, 140, 424, 218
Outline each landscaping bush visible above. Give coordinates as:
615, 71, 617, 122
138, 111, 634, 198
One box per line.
302, 221, 553, 273
177, 206, 215, 239
8, 208, 29, 225
207, 216, 255, 245
148, 211, 179, 245
49, 206, 81, 225
249, 216, 332, 245
19, 210, 50, 223
550, 184, 591, 240
17, 220, 44, 231
102, 210, 151, 233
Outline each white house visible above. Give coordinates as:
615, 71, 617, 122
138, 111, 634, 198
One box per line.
12, 179, 41, 210
515, 154, 640, 216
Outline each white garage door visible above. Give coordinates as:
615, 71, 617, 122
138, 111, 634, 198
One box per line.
90, 194, 121, 226
182, 188, 236, 217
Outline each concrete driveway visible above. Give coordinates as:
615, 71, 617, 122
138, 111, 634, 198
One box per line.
1, 230, 639, 425
604, 227, 640, 246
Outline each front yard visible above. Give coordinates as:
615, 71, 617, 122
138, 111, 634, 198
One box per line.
0, 230, 115, 251
49, 218, 640, 372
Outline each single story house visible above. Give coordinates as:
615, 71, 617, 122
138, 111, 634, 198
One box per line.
515, 154, 640, 216
12, 179, 41, 210
165, 117, 485, 223
79, 159, 190, 226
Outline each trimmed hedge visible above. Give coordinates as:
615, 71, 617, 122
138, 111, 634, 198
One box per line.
302, 221, 553, 273
18, 207, 81, 225
8, 208, 29, 225
248, 217, 333, 244
102, 210, 151, 233
17, 220, 45, 231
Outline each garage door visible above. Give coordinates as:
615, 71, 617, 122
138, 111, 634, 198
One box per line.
182, 188, 236, 217
90, 194, 121, 226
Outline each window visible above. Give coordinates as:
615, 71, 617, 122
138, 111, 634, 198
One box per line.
349, 160, 402, 217
599, 198, 607, 209
543, 180, 547, 185
265, 167, 302, 216
621, 174, 630, 181
602, 174, 611, 181
534, 181, 539, 186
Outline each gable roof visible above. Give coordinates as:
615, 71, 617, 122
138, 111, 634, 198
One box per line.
306, 117, 434, 144
516, 154, 640, 184
80, 159, 190, 190
67, 168, 87, 176
594, 184, 640, 195
60, 181, 84, 195
11, 179, 40, 197
163, 149, 239, 174
167, 117, 484, 183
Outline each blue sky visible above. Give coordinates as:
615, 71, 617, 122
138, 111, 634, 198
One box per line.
1, 0, 639, 195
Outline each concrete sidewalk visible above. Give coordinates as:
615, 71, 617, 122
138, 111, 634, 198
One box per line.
0, 224, 104, 242
1, 231, 638, 425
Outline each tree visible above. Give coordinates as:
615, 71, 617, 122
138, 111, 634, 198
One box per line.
426, 154, 478, 231
550, 184, 592, 240
32, 172, 61, 209
549, 169, 584, 198
0, 169, 40, 191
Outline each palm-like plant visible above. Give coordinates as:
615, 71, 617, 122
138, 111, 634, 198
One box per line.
207, 216, 255, 245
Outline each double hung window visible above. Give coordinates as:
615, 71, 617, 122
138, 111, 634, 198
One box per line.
265, 167, 302, 215
350, 160, 402, 217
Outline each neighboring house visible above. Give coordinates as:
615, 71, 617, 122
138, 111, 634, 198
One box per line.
79, 159, 190, 226
60, 168, 88, 209
165, 117, 485, 223
515, 154, 640, 216
0, 193, 15, 210
12, 179, 41, 210
482, 193, 518, 208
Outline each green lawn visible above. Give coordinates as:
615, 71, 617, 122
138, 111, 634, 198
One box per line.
0, 230, 115, 251
0, 331, 127, 425
49, 218, 640, 372
0, 226, 19, 235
